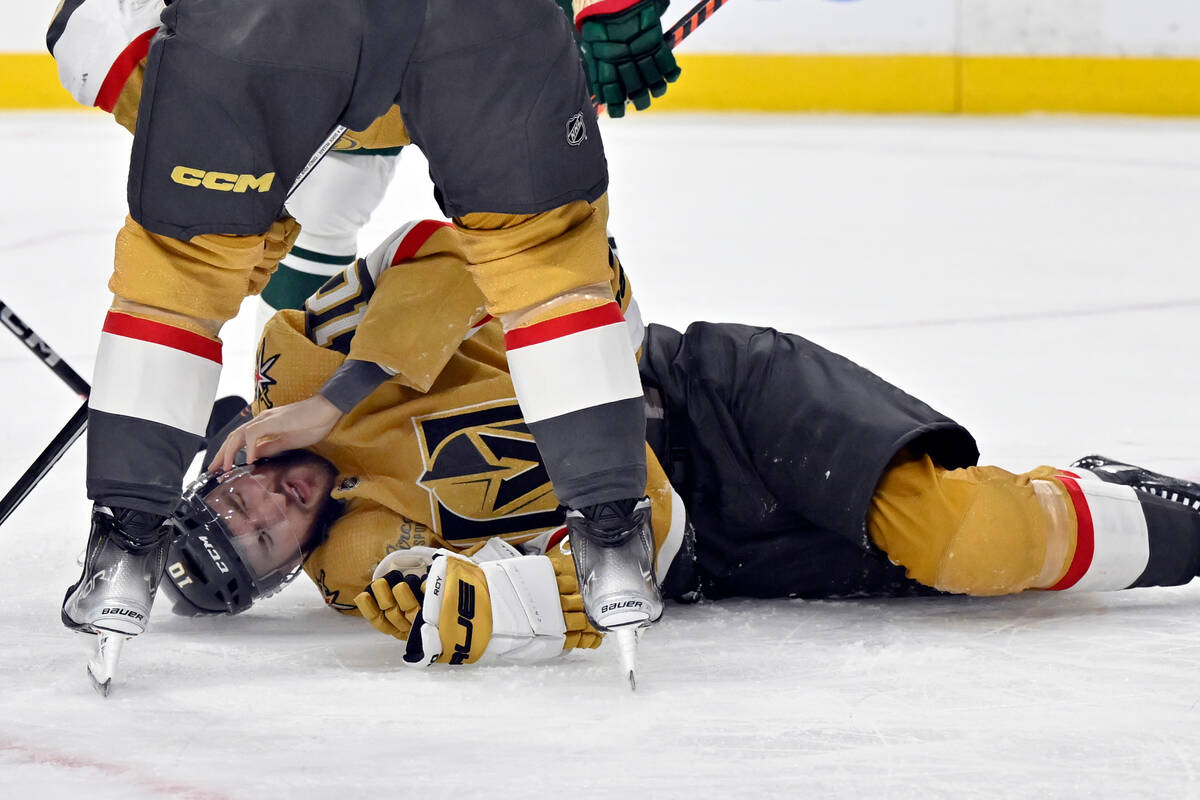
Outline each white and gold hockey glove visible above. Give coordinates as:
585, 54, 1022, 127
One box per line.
353, 540, 602, 667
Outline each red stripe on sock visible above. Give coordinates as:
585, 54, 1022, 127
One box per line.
1048, 476, 1095, 591
389, 220, 452, 266
575, 0, 638, 26
94, 28, 157, 113
102, 312, 222, 364
503, 303, 624, 350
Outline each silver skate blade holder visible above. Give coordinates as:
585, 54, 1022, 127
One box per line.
87, 632, 125, 697
613, 625, 645, 691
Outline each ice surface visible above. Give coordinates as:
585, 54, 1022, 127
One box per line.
2, 111, 1200, 798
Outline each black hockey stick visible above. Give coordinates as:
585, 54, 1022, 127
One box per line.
665, 0, 730, 49
0, 402, 87, 527
0, 299, 90, 399
0, 299, 91, 527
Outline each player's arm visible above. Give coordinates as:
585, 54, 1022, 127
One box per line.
211, 221, 487, 470
47, 0, 165, 132
355, 540, 604, 666
564, 0, 681, 118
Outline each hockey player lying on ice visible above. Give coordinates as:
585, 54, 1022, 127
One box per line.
161, 220, 1200, 669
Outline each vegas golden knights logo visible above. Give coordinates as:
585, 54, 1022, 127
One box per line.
255, 340, 280, 409
412, 400, 563, 542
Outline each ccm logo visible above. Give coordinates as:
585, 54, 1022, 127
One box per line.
170, 167, 275, 193
601, 600, 644, 614
0, 308, 61, 367
198, 535, 229, 574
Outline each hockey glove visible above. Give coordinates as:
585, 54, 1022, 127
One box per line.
354, 542, 603, 667
578, 0, 680, 118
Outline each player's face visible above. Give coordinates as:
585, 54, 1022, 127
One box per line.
202, 454, 337, 578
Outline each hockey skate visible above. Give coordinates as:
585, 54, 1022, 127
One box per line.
61, 505, 169, 696
565, 497, 663, 689
1071, 455, 1200, 511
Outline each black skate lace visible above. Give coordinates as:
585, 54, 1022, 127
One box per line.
106, 507, 169, 552
1071, 457, 1200, 511
569, 499, 645, 545
1135, 484, 1200, 511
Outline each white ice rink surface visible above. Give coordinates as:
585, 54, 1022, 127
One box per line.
2, 111, 1200, 798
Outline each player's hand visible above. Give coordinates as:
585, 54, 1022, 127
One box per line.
354, 544, 603, 666
578, 0, 680, 118
355, 548, 432, 640
208, 394, 342, 473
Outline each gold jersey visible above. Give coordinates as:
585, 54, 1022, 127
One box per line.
251, 221, 682, 612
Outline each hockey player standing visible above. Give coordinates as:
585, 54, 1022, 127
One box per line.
46, 0, 677, 322
48, 0, 405, 317
161, 221, 1200, 676
51, 0, 684, 691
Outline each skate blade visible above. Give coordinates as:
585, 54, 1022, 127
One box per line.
86, 631, 125, 697
613, 624, 647, 692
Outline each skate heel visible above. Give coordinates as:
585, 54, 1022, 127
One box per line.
566, 497, 664, 631
62, 505, 168, 695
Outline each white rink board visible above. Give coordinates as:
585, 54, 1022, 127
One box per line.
661, 0, 958, 55
660, 0, 1200, 56
2, 0, 62, 51
7, 0, 1200, 56
960, 0, 1200, 56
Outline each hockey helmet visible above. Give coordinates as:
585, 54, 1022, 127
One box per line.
161, 453, 339, 616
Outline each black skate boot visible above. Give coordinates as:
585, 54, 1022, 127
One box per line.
62, 505, 169, 637
565, 497, 664, 632
1070, 455, 1200, 511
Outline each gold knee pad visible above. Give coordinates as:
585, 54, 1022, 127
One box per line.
334, 105, 411, 152
110, 215, 300, 337
455, 195, 613, 320
111, 61, 146, 134
868, 455, 1072, 595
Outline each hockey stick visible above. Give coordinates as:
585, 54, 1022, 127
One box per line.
0, 299, 90, 399
0, 402, 87, 527
0, 299, 91, 526
665, 0, 730, 49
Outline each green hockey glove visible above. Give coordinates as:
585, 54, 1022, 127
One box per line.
579, 0, 680, 118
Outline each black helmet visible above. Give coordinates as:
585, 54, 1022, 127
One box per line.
161, 455, 339, 616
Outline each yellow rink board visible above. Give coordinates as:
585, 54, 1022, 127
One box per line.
3, 52, 1200, 115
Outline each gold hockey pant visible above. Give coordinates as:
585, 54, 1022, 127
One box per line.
868, 453, 1199, 595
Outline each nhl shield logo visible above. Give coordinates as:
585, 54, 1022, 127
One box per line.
566, 112, 587, 147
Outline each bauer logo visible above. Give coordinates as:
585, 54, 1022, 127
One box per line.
101, 607, 144, 621
566, 112, 587, 147
601, 600, 644, 614
170, 166, 275, 193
